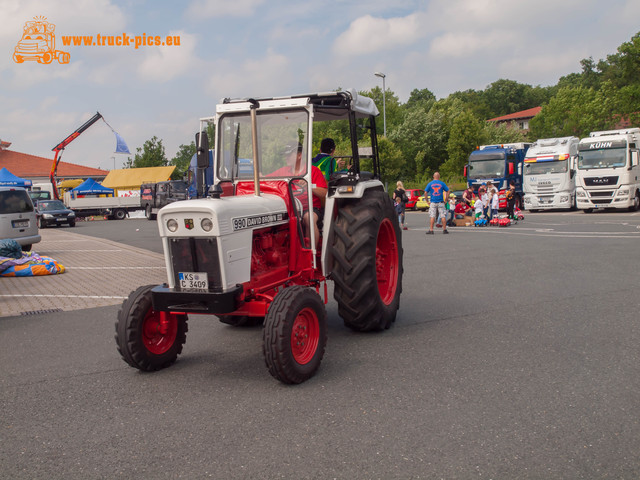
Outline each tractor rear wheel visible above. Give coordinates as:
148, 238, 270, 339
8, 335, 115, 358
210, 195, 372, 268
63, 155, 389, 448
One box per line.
263, 286, 327, 384
331, 190, 403, 331
115, 285, 188, 371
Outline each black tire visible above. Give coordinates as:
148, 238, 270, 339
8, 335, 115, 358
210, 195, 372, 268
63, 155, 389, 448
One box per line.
145, 204, 157, 221
263, 286, 327, 384
114, 208, 127, 220
115, 285, 188, 371
217, 315, 264, 327
22, 244, 32, 251
68, 219, 76, 227
331, 189, 403, 332
583, 208, 593, 214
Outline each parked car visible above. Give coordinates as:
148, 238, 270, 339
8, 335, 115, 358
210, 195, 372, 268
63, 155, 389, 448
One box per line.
0, 186, 41, 250
403, 189, 423, 210
416, 195, 430, 211
36, 199, 76, 228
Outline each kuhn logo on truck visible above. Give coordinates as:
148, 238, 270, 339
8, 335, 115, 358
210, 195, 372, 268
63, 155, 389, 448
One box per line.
590, 142, 612, 149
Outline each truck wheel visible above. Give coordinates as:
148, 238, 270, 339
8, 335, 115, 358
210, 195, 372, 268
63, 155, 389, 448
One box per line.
145, 204, 156, 221
113, 208, 127, 220
583, 208, 593, 214
331, 190, 403, 332
39, 52, 53, 64
218, 315, 264, 327
115, 285, 188, 371
263, 286, 327, 384
13, 53, 24, 63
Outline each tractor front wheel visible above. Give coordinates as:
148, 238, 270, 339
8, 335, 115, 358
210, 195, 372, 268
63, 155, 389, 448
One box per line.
263, 286, 327, 384
331, 190, 403, 331
115, 285, 188, 371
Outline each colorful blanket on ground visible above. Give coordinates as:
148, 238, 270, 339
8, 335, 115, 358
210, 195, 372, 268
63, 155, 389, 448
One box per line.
0, 252, 66, 277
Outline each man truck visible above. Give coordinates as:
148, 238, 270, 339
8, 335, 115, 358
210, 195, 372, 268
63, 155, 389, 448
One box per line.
575, 128, 640, 213
465, 143, 531, 209
523, 137, 579, 211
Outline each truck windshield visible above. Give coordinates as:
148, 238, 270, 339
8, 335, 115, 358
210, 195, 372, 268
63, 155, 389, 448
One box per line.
524, 160, 568, 175
578, 148, 626, 169
217, 109, 309, 180
468, 157, 505, 179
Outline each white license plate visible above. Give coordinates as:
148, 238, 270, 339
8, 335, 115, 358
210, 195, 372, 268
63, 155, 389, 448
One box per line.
12, 220, 28, 228
595, 204, 606, 208
178, 272, 208, 290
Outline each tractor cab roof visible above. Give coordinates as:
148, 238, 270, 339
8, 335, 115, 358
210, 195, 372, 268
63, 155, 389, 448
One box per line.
218, 89, 378, 121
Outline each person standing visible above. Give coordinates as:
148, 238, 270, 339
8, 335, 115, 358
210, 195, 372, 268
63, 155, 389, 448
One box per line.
506, 181, 517, 219
312, 138, 345, 183
393, 180, 408, 230
424, 172, 449, 235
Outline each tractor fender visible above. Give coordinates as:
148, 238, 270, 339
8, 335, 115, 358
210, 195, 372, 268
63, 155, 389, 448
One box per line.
321, 180, 385, 277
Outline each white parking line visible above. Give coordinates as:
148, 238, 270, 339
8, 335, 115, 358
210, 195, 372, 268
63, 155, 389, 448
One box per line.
69, 266, 165, 270
0, 294, 128, 299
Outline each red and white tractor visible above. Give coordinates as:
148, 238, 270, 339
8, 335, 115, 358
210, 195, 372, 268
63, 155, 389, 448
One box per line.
115, 90, 404, 383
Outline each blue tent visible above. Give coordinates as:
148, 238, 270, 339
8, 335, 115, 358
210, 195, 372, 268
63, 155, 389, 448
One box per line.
70, 178, 114, 196
0, 167, 32, 187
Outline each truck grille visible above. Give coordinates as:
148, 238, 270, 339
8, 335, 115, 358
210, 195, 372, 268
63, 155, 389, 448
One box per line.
169, 238, 223, 291
584, 176, 618, 187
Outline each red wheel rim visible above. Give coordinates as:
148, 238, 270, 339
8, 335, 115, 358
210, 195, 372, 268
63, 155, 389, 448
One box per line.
290, 307, 320, 365
376, 218, 399, 305
142, 309, 178, 355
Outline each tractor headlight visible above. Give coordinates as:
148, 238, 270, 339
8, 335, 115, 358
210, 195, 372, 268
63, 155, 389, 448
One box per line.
201, 218, 213, 232
167, 218, 179, 232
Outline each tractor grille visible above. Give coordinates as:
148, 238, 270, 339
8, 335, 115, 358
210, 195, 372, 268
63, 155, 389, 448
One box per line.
169, 238, 223, 291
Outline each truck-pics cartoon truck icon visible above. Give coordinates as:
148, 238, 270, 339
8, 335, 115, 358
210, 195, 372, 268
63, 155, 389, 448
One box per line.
13, 17, 70, 65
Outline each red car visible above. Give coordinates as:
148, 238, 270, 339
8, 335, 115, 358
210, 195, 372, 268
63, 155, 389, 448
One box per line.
404, 189, 423, 210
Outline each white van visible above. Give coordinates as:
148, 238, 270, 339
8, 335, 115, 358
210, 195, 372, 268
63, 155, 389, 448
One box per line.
0, 186, 41, 251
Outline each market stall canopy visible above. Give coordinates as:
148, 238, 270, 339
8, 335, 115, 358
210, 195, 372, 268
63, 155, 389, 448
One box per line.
102, 166, 175, 190
0, 167, 32, 187
70, 178, 114, 196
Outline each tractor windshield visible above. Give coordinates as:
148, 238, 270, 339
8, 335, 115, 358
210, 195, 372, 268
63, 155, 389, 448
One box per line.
217, 109, 309, 181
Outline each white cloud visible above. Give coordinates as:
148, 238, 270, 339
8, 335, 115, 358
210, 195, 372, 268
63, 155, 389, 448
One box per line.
137, 31, 199, 82
206, 49, 290, 99
429, 30, 519, 58
332, 13, 426, 57
185, 0, 265, 19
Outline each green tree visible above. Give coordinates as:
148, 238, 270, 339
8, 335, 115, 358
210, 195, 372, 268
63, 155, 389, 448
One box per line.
126, 136, 168, 169
361, 87, 403, 137
171, 142, 196, 180
441, 110, 484, 179
529, 86, 608, 138
406, 87, 436, 109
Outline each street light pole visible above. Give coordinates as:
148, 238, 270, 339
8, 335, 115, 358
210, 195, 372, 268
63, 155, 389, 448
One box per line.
374, 71, 386, 137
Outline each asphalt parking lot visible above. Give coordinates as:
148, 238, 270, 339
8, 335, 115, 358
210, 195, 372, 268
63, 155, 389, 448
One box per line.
2, 211, 640, 479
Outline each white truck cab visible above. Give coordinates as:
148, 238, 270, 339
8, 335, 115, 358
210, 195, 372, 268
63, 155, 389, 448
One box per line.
523, 136, 579, 211
575, 128, 640, 212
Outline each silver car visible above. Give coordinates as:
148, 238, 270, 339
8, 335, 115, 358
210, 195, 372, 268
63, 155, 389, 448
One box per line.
0, 186, 41, 251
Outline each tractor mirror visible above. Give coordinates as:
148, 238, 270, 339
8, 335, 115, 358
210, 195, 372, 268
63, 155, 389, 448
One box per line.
195, 131, 210, 169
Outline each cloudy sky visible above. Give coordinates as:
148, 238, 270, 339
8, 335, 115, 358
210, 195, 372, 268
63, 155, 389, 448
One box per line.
1, 0, 639, 171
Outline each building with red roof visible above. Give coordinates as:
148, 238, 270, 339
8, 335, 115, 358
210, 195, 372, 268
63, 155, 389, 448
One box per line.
488, 106, 542, 131
0, 140, 108, 184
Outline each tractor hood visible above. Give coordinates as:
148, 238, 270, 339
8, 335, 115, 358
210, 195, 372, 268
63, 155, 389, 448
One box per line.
156, 194, 288, 238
